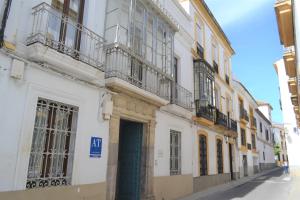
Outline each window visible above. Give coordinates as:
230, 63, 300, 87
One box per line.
214, 86, 220, 110
199, 135, 208, 176
170, 130, 181, 175
196, 21, 203, 47
26, 98, 78, 189
260, 122, 262, 133
252, 134, 256, 149
216, 139, 223, 174
265, 129, 269, 141
241, 128, 246, 146
173, 57, 178, 83
51, 0, 85, 51
211, 37, 218, 63
263, 152, 265, 161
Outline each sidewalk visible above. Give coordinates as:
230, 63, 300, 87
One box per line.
179, 167, 281, 200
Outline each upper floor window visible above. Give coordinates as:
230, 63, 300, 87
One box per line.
26, 98, 78, 189
194, 60, 214, 105
252, 134, 256, 149
211, 37, 218, 64
105, 0, 174, 75
51, 0, 85, 50
241, 128, 246, 146
216, 139, 223, 174
260, 122, 262, 133
173, 57, 178, 83
196, 19, 204, 47
170, 130, 181, 175
265, 129, 269, 141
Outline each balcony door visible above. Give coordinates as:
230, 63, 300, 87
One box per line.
51, 0, 85, 54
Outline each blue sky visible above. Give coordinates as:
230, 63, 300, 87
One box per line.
205, 0, 284, 123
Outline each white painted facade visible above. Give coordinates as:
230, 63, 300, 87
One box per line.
0, 0, 110, 193
274, 59, 300, 167
255, 109, 275, 169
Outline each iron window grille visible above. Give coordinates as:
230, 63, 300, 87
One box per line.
26, 98, 78, 189
252, 134, 256, 149
199, 135, 208, 176
216, 139, 223, 174
170, 130, 181, 175
241, 128, 246, 146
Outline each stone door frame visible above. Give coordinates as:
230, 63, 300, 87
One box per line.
106, 93, 157, 200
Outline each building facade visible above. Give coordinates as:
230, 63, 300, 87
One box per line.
273, 123, 289, 166
256, 105, 276, 171
274, 0, 300, 172
0, 0, 276, 200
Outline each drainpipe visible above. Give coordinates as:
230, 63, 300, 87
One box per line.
0, 0, 12, 48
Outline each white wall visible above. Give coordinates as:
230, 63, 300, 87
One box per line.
275, 59, 300, 167
0, 53, 109, 192
154, 111, 193, 176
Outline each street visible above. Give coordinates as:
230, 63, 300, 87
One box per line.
198, 169, 300, 200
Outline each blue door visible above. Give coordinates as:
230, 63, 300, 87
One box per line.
116, 120, 143, 200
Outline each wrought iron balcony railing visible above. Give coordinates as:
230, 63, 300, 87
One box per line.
195, 100, 215, 122
213, 61, 219, 74
229, 119, 237, 132
171, 82, 193, 110
27, 3, 105, 70
215, 109, 228, 127
251, 116, 257, 128
105, 44, 172, 100
240, 108, 249, 122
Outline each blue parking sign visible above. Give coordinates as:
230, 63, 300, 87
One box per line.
90, 137, 102, 158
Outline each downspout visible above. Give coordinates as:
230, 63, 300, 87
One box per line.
0, 0, 12, 48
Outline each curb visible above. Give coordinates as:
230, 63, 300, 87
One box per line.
179, 167, 281, 200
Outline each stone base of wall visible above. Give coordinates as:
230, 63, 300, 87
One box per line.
153, 174, 193, 200
232, 172, 240, 180
260, 163, 276, 171
254, 165, 260, 174
193, 173, 231, 192
0, 182, 106, 200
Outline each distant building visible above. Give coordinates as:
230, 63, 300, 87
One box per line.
273, 123, 289, 165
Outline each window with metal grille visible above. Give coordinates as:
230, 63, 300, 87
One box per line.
265, 129, 269, 141
26, 98, 78, 189
241, 128, 246, 146
252, 134, 256, 149
199, 135, 208, 176
216, 139, 223, 174
170, 130, 181, 175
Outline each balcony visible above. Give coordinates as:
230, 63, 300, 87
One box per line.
105, 44, 172, 104
229, 119, 237, 133
283, 46, 296, 78
240, 108, 249, 124
213, 61, 219, 74
171, 83, 193, 110
26, 3, 105, 86
251, 116, 257, 129
215, 109, 228, 128
195, 100, 215, 123
288, 77, 297, 96
274, 0, 294, 47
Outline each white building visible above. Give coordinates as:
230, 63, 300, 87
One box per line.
256, 105, 276, 171
273, 123, 289, 165
274, 0, 300, 173
0, 0, 110, 199
274, 59, 300, 169
232, 80, 260, 177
